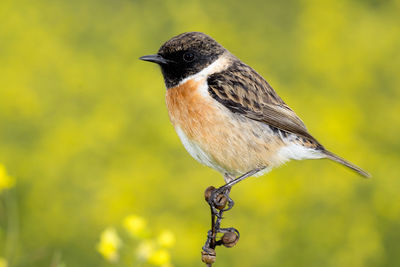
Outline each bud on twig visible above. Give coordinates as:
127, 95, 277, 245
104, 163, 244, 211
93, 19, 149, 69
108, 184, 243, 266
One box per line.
201, 249, 216, 264
204, 186, 216, 202
221, 231, 239, 248
214, 194, 228, 210
205, 186, 228, 210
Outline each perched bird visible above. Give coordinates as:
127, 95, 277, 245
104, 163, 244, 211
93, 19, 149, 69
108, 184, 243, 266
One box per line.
140, 32, 370, 184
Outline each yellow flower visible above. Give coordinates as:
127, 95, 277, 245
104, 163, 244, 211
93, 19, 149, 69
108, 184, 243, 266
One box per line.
148, 249, 171, 266
123, 214, 147, 237
0, 164, 15, 193
157, 230, 175, 248
137, 240, 155, 260
96, 227, 122, 262
0, 258, 7, 267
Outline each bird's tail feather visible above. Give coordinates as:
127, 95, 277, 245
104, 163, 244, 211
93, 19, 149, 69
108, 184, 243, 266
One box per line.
322, 150, 371, 178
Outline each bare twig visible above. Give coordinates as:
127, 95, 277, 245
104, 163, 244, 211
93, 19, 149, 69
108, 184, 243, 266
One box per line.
201, 168, 264, 265
201, 186, 239, 266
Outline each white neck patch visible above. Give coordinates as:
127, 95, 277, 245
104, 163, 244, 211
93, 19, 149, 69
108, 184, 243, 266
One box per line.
177, 53, 231, 87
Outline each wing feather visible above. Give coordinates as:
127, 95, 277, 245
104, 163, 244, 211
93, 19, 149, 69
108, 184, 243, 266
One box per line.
207, 59, 322, 147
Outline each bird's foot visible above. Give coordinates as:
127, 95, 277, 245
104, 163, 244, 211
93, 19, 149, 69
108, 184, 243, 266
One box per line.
204, 186, 234, 217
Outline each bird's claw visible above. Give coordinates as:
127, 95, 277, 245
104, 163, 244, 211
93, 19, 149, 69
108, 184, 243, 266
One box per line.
207, 186, 234, 216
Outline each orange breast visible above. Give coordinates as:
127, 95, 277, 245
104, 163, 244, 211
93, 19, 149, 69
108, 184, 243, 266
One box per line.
166, 79, 235, 173
166, 79, 217, 139
165, 79, 282, 176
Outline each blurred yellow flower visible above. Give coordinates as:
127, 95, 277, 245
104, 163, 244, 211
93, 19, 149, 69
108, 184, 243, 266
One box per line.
157, 230, 175, 248
137, 240, 155, 260
96, 227, 122, 262
123, 214, 147, 237
97, 215, 175, 265
0, 164, 15, 193
148, 249, 171, 266
0, 258, 7, 267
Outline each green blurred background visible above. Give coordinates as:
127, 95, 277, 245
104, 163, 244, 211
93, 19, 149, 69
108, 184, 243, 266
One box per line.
1, 0, 400, 266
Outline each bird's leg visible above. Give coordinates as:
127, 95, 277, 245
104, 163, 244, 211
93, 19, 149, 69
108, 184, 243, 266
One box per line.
220, 167, 265, 192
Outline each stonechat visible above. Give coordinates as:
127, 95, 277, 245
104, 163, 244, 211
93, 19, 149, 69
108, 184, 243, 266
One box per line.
140, 32, 370, 183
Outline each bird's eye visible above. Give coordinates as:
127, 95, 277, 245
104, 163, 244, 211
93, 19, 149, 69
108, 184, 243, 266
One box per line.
183, 52, 195, 62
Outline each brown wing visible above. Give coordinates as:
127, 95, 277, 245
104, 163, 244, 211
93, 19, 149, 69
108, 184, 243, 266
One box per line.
207, 59, 323, 148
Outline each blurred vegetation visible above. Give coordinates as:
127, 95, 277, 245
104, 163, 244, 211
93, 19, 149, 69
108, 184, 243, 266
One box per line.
0, 0, 399, 266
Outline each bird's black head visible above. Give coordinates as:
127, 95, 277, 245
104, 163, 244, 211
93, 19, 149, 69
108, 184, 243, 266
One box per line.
140, 32, 226, 88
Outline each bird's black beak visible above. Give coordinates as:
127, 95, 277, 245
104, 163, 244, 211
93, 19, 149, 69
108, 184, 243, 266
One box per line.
139, 54, 170, 65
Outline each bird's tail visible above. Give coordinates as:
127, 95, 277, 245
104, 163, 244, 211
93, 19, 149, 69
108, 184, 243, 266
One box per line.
322, 150, 371, 178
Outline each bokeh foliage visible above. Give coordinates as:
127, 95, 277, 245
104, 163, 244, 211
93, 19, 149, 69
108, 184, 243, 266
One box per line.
1, 0, 400, 266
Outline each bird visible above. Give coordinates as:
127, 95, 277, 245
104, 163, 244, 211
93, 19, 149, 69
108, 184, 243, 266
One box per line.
139, 32, 370, 187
